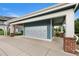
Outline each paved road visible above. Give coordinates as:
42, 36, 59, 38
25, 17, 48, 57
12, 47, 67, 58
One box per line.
0, 36, 75, 56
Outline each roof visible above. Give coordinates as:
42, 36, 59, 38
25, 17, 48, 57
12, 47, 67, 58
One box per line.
0, 16, 16, 21
7, 3, 79, 24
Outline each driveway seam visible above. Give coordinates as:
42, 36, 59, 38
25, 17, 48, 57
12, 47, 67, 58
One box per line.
44, 48, 50, 56
0, 47, 8, 56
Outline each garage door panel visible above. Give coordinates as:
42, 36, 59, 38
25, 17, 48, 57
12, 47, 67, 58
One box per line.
24, 20, 51, 39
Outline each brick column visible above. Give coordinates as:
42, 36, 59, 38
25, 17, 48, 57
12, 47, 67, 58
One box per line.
64, 9, 76, 54
64, 37, 76, 54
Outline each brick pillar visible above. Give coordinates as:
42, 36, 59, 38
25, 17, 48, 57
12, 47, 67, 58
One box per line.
64, 37, 76, 54
64, 9, 76, 54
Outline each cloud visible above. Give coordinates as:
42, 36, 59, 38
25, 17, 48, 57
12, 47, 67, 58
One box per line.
2, 8, 9, 11
1, 7, 19, 17
5, 12, 19, 17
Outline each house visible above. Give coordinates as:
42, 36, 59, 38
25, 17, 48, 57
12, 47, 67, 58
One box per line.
5, 3, 79, 54
0, 16, 15, 35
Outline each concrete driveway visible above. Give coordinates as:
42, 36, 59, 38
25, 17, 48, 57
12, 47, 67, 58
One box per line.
0, 36, 75, 56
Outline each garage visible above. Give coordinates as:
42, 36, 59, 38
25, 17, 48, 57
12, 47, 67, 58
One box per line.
24, 20, 52, 41
8, 4, 79, 53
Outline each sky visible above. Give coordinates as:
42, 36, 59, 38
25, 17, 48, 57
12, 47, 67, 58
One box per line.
0, 3, 79, 19
0, 3, 55, 17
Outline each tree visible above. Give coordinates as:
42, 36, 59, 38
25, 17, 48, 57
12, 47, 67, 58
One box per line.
75, 18, 79, 34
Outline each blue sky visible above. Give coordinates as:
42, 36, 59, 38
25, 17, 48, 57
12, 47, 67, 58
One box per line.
0, 3, 79, 19
0, 3, 55, 17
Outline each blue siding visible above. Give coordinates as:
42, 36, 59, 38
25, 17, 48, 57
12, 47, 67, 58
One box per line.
47, 22, 51, 39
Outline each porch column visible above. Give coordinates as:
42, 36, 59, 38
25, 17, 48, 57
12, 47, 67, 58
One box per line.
10, 25, 15, 37
4, 22, 8, 36
64, 9, 76, 54
4, 26, 7, 36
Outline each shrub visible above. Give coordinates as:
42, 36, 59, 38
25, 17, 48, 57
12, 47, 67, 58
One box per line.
76, 34, 79, 44
55, 32, 60, 37
77, 34, 79, 37
15, 32, 23, 35
75, 18, 79, 33
0, 29, 4, 35
77, 39, 79, 44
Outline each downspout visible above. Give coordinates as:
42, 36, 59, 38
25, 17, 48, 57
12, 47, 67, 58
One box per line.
74, 3, 79, 12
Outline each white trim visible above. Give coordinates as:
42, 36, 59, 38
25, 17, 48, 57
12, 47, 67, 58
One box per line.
23, 36, 52, 42
10, 9, 72, 25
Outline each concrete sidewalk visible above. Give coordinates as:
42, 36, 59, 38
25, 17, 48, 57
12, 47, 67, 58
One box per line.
0, 36, 75, 56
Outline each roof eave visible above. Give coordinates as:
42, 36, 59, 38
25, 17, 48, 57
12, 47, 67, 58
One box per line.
7, 4, 76, 23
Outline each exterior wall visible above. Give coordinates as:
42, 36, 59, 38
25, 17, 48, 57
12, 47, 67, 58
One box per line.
24, 20, 52, 40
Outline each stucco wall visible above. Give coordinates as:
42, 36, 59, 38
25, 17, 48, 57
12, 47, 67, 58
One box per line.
24, 20, 52, 40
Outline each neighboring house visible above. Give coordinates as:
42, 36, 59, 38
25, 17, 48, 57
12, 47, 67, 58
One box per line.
4, 4, 79, 54
0, 16, 15, 35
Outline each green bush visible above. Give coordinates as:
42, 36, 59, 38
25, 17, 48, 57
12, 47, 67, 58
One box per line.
77, 39, 79, 44
75, 19, 79, 33
77, 34, 79, 37
76, 34, 79, 44
55, 32, 60, 37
